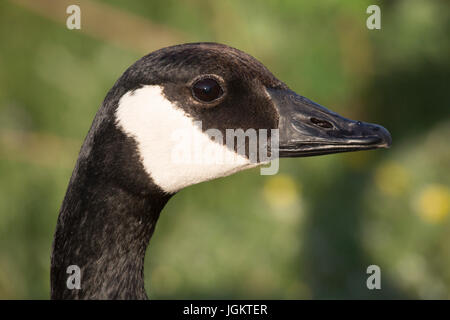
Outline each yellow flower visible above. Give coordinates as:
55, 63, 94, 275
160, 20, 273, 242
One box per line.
263, 174, 299, 210
416, 184, 450, 223
375, 162, 410, 196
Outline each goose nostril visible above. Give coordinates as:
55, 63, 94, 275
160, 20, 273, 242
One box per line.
310, 117, 333, 129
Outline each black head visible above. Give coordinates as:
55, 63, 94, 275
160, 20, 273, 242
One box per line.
115, 42, 390, 154
102, 42, 391, 193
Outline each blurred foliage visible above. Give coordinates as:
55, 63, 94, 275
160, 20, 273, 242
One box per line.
0, 0, 449, 299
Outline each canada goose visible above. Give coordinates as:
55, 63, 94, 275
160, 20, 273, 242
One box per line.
50, 42, 391, 299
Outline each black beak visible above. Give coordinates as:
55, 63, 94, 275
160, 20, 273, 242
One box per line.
267, 88, 392, 157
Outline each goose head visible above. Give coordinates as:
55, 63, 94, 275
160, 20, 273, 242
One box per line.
112, 42, 391, 194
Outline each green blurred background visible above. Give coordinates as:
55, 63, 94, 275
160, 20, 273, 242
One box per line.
0, 0, 449, 299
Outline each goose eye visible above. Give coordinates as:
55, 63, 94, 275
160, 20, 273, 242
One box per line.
192, 78, 223, 102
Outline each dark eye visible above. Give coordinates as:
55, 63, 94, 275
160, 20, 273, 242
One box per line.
192, 78, 223, 102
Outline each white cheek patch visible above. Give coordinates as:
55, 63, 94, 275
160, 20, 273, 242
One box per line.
115, 85, 257, 193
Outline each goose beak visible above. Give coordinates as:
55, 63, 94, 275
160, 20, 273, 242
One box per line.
267, 88, 392, 157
